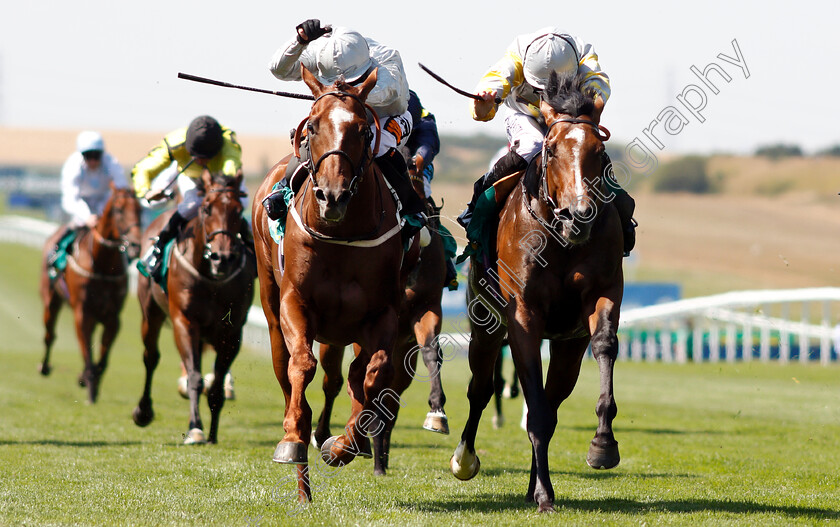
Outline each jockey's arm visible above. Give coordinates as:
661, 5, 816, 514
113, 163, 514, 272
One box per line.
131, 142, 174, 199
60, 157, 92, 220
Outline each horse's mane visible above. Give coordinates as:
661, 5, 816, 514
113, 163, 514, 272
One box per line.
543, 71, 596, 118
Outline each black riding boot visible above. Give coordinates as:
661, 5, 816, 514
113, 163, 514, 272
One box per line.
457, 149, 527, 231
375, 148, 427, 244
602, 153, 637, 257
140, 211, 185, 281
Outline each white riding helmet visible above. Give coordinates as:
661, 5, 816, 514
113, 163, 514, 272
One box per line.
523, 33, 579, 91
314, 27, 373, 84
76, 131, 105, 153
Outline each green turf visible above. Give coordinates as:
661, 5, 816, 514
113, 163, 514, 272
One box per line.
2, 242, 840, 526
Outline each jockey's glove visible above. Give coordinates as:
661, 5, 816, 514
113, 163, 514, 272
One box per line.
296, 19, 329, 44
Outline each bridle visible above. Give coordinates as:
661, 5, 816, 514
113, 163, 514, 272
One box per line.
92, 197, 141, 254
527, 117, 611, 228
293, 90, 382, 201
198, 186, 245, 262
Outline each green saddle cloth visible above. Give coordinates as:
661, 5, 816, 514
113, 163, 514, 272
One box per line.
456, 186, 498, 264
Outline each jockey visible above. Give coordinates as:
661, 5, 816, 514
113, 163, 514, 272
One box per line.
405, 90, 440, 200
403, 90, 459, 290
265, 19, 426, 241
458, 28, 636, 256
133, 115, 249, 281
49, 131, 128, 268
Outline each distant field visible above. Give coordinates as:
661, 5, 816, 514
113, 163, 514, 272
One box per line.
2, 243, 840, 526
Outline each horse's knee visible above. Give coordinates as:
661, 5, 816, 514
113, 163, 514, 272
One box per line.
289, 354, 318, 385
590, 330, 618, 361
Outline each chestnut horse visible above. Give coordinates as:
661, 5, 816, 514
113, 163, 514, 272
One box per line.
311, 163, 450, 476
450, 71, 624, 512
39, 185, 142, 403
132, 169, 254, 445
253, 66, 411, 501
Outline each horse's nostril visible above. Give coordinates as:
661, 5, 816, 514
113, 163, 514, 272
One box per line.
210, 253, 221, 262
338, 190, 352, 205
314, 188, 327, 202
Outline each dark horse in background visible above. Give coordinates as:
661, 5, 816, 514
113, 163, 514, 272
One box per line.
132, 169, 255, 445
39, 185, 142, 404
253, 66, 413, 502
450, 71, 625, 512
311, 152, 450, 476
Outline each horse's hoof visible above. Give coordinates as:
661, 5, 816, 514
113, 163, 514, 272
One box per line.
538, 501, 556, 513
78, 374, 87, 387
586, 439, 620, 470
177, 376, 188, 399
272, 441, 308, 464
320, 436, 360, 466
38, 363, 52, 376
492, 414, 505, 430
183, 428, 207, 445
373, 467, 387, 477
132, 406, 155, 427
423, 411, 449, 435
450, 441, 480, 481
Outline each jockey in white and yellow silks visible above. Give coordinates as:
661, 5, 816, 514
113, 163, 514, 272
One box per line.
133, 115, 249, 281
458, 28, 636, 256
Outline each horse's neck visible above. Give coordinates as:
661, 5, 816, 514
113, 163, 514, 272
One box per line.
180, 217, 208, 272
86, 217, 124, 271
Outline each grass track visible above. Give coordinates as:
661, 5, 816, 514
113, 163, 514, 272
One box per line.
2, 243, 840, 526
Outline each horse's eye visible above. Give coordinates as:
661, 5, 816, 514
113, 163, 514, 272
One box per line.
307, 121, 318, 135
203, 204, 212, 215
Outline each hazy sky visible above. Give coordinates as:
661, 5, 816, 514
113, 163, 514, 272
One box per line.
1, 0, 838, 154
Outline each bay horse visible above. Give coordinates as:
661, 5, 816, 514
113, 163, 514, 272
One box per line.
132, 169, 255, 445
450, 71, 624, 512
252, 66, 410, 502
39, 185, 142, 404
311, 159, 450, 476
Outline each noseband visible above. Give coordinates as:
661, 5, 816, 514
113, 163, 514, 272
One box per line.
293, 90, 382, 199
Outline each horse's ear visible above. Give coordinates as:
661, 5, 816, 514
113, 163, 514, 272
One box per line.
301, 64, 325, 96
356, 67, 378, 101
540, 97, 559, 126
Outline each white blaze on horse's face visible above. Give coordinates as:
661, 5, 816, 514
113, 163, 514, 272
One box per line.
328, 106, 357, 139
565, 126, 587, 200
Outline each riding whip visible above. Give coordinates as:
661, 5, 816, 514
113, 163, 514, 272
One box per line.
418, 63, 502, 104
177, 73, 315, 101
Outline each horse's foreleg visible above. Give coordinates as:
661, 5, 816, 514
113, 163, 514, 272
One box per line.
313, 344, 345, 448
320, 344, 372, 467
73, 307, 98, 404
95, 316, 120, 380
206, 339, 240, 444
492, 352, 505, 429
508, 314, 555, 512
451, 323, 505, 482
586, 298, 621, 470
133, 295, 164, 427
414, 310, 449, 435
273, 294, 317, 467
172, 313, 206, 445
372, 339, 416, 475
40, 287, 62, 376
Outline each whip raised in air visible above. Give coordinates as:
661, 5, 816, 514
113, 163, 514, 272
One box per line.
177, 73, 315, 101
418, 63, 502, 104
